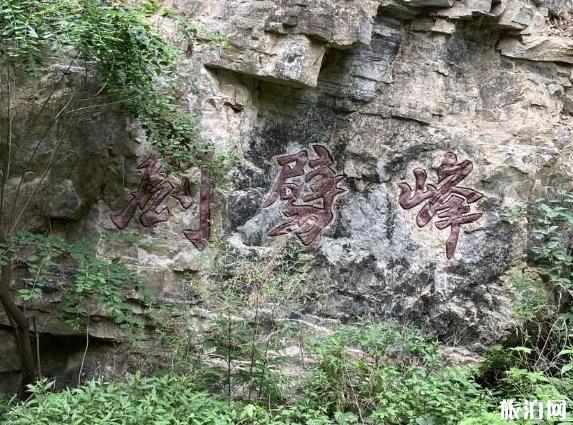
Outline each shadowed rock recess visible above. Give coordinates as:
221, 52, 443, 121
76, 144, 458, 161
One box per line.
1, 0, 573, 391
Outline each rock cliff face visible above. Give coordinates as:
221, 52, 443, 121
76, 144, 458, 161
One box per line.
2, 0, 573, 389
183, 0, 573, 345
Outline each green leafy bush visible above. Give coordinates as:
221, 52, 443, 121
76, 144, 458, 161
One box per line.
0, 397, 11, 422
0, 231, 148, 334
3, 323, 572, 424
1, 375, 337, 425
151, 242, 309, 403
3, 375, 237, 425
305, 322, 494, 424
0, 0, 229, 179
479, 345, 573, 405
529, 189, 573, 312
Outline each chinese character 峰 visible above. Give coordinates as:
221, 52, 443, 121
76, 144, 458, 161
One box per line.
398, 152, 483, 259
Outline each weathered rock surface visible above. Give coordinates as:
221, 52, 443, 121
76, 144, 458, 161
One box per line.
1, 0, 573, 391
174, 0, 573, 348
498, 35, 573, 63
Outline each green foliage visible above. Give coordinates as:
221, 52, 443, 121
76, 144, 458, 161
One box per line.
507, 266, 552, 322
152, 242, 310, 403
480, 343, 573, 396
4, 193, 573, 424
370, 366, 491, 425
1, 374, 340, 425
530, 189, 573, 305
458, 412, 512, 425
3, 322, 572, 424
0, 397, 11, 422
477, 344, 573, 424
0, 0, 229, 180
305, 322, 493, 424
0, 230, 148, 334
499, 366, 573, 402
494, 190, 573, 401
3, 375, 238, 425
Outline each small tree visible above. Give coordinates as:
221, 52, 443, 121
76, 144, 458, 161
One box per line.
0, 0, 223, 398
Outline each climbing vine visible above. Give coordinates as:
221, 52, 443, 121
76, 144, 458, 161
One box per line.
0, 0, 225, 396
0, 0, 229, 180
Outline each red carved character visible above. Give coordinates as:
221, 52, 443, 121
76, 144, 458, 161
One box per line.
110, 154, 210, 251
398, 152, 483, 259
262, 145, 346, 245
183, 171, 211, 251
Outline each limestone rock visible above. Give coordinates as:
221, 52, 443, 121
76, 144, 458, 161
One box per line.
411, 17, 457, 33
42, 179, 83, 220
395, 0, 455, 7
495, 0, 537, 30
194, 0, 384, 87
264, 0, 379, 48
202, 34, 327, 87
564, 88, 573, 114
432, 0, 492, 19
498, 35, 573, 63
2, 0, 573, 383
545, 0, 573, 16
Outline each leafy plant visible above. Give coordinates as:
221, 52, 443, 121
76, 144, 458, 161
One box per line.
507, 266, 552, 322
151, 241, 310, 403
489, 190, 573, 400
530, 189, 573, 309
3, 374, 238, 425
0, 231, 149, 335
0, 0, 227, 395
0, 0, 229, 179
305, 322, 492, 424
1, 374, 341, 425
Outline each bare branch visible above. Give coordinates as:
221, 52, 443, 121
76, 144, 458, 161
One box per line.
9, 92, 76, 227
8, 95, 74, 236
0, 66, 14, 239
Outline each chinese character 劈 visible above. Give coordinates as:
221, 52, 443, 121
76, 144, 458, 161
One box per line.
262, 145, 346, 246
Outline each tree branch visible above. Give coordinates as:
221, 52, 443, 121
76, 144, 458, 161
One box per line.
0, 261, 37, 399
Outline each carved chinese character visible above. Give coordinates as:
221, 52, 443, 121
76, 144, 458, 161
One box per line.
110, 154, 210, 251
183, 171, 211, 251
398, 152, 483, 259
262, 145, 346, 245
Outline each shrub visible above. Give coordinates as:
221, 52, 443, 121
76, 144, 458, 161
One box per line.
304, 322, 494, 424
2, 375, 338, 425
3, 375, 237, 425
0, 231, 148, 334
0, 0, 229, 179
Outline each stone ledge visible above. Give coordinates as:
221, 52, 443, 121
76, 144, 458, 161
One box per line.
498, 35, 573, 63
